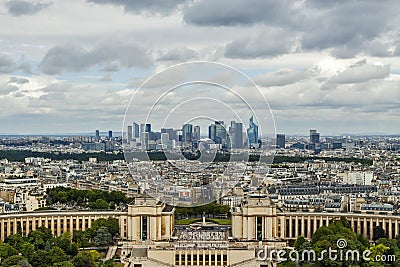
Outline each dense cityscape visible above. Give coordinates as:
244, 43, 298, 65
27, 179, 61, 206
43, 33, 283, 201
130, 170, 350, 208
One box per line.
2, 0, 400, 266
1, 125, 400, 265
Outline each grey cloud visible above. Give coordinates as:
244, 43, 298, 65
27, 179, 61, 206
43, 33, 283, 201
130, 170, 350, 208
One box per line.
19, 61, 32, 74
157, 47, 199, 62
39, 42, 153, 74
87, 0, 185, 15
100, 62, 120, 72
0, 84, 19, 95
329, 61, 390, 84
363, 39, 393, 57
183, 0, 292, 26
299, 2, 399, 57
225, 30, 297, 58
6, 0, 52, 16
9, 77, 29, 84
254, 69, 309, 87
184, 0, 400, 59
0, 54, 17, 73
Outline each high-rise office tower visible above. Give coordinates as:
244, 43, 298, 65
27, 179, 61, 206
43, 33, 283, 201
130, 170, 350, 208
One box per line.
310, 129, 320, 143
140, 124, 145, 137
176, 130, 183, 142
161, 128, 174, 139
170, 130, 178, 141
209, 124, 216, 141
161, 133, 169, 148
193, 126, 201, 140
247, 116, 259, 145
108, 130, 113, 139
182, 124, 193, 142
127, 126, 133, 143
140, 123, 151, 139
276, 134, 285, 149
141, 132, 149, 150
133, 122, 140, 138
229, 121, 243, 148
145, 124, 151, 133
95, 130, 100, 141
209, 121, 227, 146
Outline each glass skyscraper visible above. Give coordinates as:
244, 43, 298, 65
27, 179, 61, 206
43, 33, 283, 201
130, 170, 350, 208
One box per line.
247, 116, 259, 145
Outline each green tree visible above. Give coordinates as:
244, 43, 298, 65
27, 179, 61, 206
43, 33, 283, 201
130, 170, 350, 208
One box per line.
4, 234, 24, 251
294, 236, 309, 251
373, 225, 388, 241
48, 246, 68, 264
53, 261, 74, 267
105, 217, 119, 238
67, 242, 79, 256
103, 259, 115, 267
27, 227, 52, 250
71, 251, 96, 267
20, 242, 35, 258
53, 232, 72, 252
369, 243, 390, 263
94, 227, 112, 246
89, 199, 109, 210
0, 255, 25, 267
27, 249, 51, 267
73, 230, 91, 248
0, 242, 18, 260
375, 238, 400, 266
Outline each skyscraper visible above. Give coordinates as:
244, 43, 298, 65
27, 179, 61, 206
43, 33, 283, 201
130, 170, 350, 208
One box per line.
247, 116, 259, 146
140, 123, 151, 136
127, 126, 133, 143
209, 121, 227, 146
276, 134, 285, 149
140, 124, 145, 137
161, 133, 169, 148
182, 124, 193, 142
95, 130, 100, 141
145, 124, 151, 133
161, 128, 174, 140
108, 130, 113, 139
229, 121, 243, 148
141, 132, 149, 150
193, 126, 201, 140
310, 129, 320, 143
133, 122, 139, 138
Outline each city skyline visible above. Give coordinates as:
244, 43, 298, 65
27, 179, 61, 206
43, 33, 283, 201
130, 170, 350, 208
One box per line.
1, 1, 400, 135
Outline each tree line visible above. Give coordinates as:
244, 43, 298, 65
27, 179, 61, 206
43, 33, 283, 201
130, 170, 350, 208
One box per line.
47, 187, 132, 210
1, 150, 372, 165
280, 217, 400, 267
0, 217, 120, 267
175, 201, 230, 219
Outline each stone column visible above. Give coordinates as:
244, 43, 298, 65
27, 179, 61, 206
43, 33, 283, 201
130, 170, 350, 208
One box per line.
243, 217, 248, 240
55, 217, 60, 236
369, 218, 374, 240
7, 218, 11, 236
1, 220, 4, 241
313, 216, 317, 233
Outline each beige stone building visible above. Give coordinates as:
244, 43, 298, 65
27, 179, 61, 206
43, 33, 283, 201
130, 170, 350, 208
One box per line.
2, 195, 400, 266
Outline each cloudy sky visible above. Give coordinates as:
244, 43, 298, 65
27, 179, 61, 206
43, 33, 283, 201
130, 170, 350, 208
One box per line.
1, 0, 400, 135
